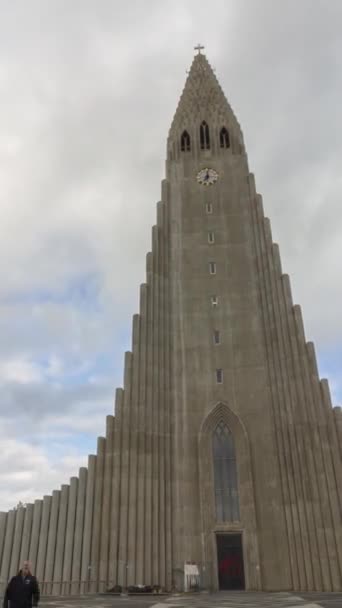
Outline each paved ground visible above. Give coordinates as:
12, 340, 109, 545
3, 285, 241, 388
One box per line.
33, 591, 342, 608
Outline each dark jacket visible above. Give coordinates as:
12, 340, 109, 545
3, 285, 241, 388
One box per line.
3, 573, 40, 608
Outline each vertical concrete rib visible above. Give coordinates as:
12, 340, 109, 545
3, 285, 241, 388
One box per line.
36, 495, 51, 591
0, 510, 15, 590
264, 224, 311, 591
0, 512, 7, 571
108, 389, 124, 587
10, 506, 25, 576
62, 477, 78, 594
332, 407, 342, 460
292, 304, 341, 589
80, 454, 96, 594
275, 262, 321, 590
152, 224, 160, 585
44, 490, 60, 595
157, 201, 166, 589
28, 500, 42, 572
117, 351, 133, 587
71, 467, 87, 594
145, 251, 153, 584
127, 315, 141, 585
162, 182, 173, 591
136, 284, 148, 585
90, 437, 106, 592
250, 188, 299, 589
99, 415, 115, 591
52, 484, 69, 595
19, 504, 34, 564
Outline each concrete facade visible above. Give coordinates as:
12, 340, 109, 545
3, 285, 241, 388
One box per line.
0, 52, 341, 595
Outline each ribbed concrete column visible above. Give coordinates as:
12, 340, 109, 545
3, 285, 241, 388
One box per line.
52, 484, 69, 595
136, 284, 148, 585
44, 490, 60, 595
89, 437, 105, 592
151, 225, 160, 585
62, 477, 78, 595
108, 389, 124, 587
71, 467, 87, 595
99, 415, 115, 591
333, 406, 342, 460
29, 500, 42, 571
36, 495, 51, 590
127, 315, 140, 586
252, 195, 300, 589
162, 183, 172, 591
0, 512, 9, 595
157, 202, 166, 589
0, 510, 16, 589
19, 504, 34, 564
117, 352, 133, 587
144, 252, 153, 585
10, 506, 25, 576
0, 512, 7, 561
80, 454, 96, 594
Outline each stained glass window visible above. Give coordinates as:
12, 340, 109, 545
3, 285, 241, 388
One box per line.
212, 421, 240, 522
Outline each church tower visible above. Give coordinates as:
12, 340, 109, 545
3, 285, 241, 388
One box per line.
0, 50, 341, 595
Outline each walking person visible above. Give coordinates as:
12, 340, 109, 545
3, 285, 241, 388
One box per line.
3, 561, 40, 608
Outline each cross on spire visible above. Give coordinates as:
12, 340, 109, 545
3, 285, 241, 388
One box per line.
194, 43, 205, 54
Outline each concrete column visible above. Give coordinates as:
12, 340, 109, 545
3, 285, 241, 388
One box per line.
108, 389, 124, 587
19, 504, 34, 565
151, 225, 160, 585
44, 490, 60, 595
80, 454, 96, 594
71, 467, 87, 594
333, 406, 342, 460
9, 506, 25, 576
99, 416, 115, 591
162, 185, 173, 591
28, 500, 42, 572
52, 484, 69, 595
251, 195, 299, 590
157, 202, 166, 589
127, 315, 140, 585
144, 251, 153, 585
0, 512, 9, 595
136, 284, 148, 585
0, 512, 7, 566
62, 477, 78, 595
117, 352, 133, 587
36, 495, 51, 591
89, 437, 106, 592
275, 254, 320, 590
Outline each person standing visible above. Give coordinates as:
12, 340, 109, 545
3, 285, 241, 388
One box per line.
3, 561, 40, 608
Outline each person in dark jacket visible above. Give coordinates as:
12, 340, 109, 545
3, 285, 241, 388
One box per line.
3, 561, 40, 608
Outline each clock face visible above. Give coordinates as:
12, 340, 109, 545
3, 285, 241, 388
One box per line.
196, 167, 218, 186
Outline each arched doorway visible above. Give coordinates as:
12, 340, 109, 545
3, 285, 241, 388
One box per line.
198, 402, 261, 591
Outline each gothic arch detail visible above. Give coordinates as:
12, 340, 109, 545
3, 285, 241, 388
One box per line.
212, 420, 240, 522
219, 126, 230, 148
200, 120, 210, 149
180, 130, 191, 151
198, 402, 261, 591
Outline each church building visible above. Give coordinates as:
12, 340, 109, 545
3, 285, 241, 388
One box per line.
0, 50, 341, 595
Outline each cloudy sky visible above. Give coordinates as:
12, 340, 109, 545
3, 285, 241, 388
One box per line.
0, 0, 341, 511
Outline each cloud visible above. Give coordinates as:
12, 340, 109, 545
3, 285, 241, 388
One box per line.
0, 0, 341, 510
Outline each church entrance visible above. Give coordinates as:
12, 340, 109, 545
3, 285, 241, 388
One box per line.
216, 533, 245, 590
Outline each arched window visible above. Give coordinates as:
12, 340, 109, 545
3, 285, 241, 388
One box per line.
220, 127, 230, 148
200, 121, 210, 150
212, 421, 240, 522
180, 130, 191, 151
